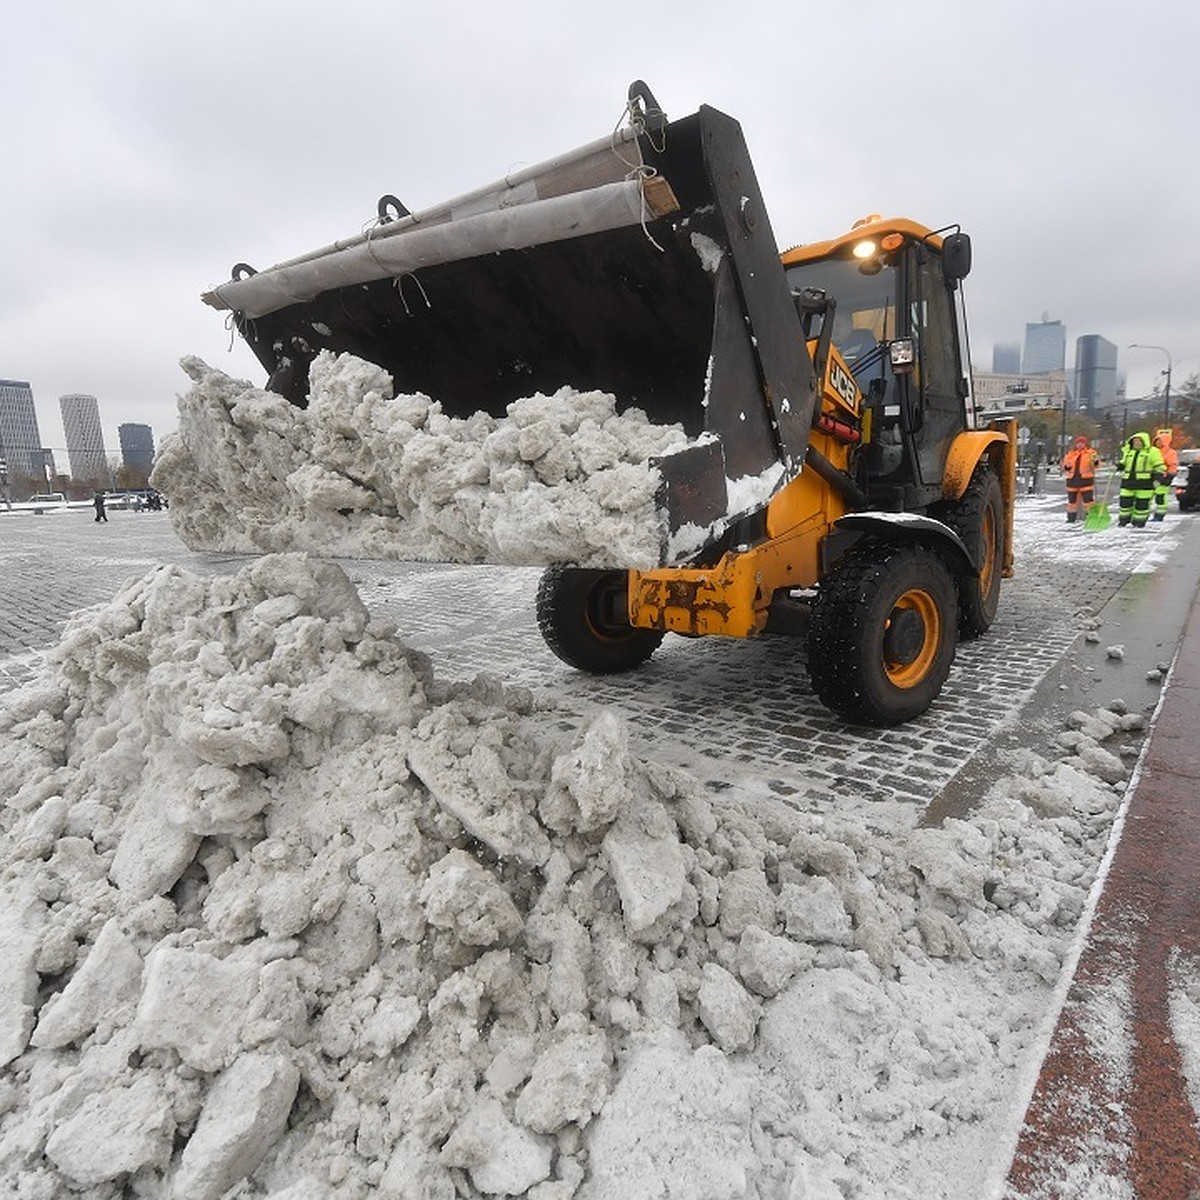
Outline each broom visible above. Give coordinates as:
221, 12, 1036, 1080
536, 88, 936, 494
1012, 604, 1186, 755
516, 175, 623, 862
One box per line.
1084, 462, 1115, 531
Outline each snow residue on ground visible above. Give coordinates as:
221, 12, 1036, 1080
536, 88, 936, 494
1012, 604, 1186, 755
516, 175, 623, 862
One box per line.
0, 552, 1150, 1198
1169, 950, 1200, 1126
151, 354, 696, 570
1012, 493, 1178, 573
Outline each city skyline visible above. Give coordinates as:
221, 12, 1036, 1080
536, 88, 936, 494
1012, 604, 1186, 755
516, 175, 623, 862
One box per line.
0, 379, 159, 495
0, 383, 155, 460
6, 280, 1188, 467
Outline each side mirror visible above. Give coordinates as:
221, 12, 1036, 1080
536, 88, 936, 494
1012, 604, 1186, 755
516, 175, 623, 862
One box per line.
941, 233, 972, 282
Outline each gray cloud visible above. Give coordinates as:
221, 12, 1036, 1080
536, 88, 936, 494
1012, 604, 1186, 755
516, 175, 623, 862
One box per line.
4, 0, 1197, 455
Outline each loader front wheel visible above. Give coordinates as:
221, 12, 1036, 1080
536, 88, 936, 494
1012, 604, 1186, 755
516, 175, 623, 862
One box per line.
807, 543, 957, 725
536, 567, 664, 675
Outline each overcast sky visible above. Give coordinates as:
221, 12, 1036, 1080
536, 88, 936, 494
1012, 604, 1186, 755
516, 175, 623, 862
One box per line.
4, 0, 1196, 455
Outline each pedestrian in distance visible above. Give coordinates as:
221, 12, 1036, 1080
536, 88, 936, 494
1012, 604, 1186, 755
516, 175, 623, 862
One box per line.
1152, 429, 1179, 522
1061, 435, 1099, 523
93, 491, 108, 523
1117, 431, 1166, 529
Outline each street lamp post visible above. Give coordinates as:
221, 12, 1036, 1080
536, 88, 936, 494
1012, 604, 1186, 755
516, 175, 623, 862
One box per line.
1129, 343, 1173, 427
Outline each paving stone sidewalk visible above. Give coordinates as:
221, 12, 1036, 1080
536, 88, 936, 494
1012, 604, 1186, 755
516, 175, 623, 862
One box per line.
2, 503, 1186, 817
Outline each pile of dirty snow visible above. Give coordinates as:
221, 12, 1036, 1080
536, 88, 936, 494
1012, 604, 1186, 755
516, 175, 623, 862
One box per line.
151, 354, 700, 569
0, 553, 1149, 1197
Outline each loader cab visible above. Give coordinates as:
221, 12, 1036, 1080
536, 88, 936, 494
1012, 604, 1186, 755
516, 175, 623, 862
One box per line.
782, 220, 972, 509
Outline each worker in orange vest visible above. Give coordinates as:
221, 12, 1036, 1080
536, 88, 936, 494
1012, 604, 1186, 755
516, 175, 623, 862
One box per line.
1152, 429, 1179, 521
1061, 434, 1100, 523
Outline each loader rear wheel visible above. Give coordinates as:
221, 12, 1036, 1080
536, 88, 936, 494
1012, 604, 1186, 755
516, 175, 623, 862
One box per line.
807, 542, 957, 726
536, 567, 664, 675
931, 463, 1004, 639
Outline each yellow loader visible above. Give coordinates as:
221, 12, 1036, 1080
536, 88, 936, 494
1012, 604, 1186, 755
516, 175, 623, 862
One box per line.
203, 82, 1016, 725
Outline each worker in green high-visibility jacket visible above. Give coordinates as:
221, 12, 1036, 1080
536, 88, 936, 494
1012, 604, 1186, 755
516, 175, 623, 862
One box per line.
1118, 431, 1166, 529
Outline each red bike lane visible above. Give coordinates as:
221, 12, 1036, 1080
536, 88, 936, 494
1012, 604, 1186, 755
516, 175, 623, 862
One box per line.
1007, 571, 1200, 1197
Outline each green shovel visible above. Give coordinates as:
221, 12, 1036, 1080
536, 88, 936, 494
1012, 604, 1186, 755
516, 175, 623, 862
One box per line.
1084, 468, 1114, 531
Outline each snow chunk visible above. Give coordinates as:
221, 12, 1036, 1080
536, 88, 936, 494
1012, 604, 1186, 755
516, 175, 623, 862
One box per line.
778, 876, 853, 944
32, 919, 143, 1049
698, 962, 761, 1052
0, 899, 40, 1067
514, 1029, 611, 1133
544, 710, 632, 834
410, 706, 552, 866
174, 1053, 300, 1200
110, 792, 202, 899
718, 866, 777, 938
420, 849, 523, 947
136, 947, 259, 1071
601, 795, 688, 937
736, 926, 812, 997
44, 1075, 174, 1185
585, 1041, 753, 1198
440, 1098, 553, 1195
155, 354, 701, 569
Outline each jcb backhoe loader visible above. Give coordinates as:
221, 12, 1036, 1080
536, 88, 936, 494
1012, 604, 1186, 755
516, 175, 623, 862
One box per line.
202, 82, 1016, 725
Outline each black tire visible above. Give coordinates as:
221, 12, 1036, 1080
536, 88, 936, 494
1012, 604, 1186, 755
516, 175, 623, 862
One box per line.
536, 567, 664, 674
930, 462, 1004, 639
807, 542, 958, 726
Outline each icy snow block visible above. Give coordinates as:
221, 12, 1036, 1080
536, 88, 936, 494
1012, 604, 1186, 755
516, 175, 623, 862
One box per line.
601, 796, 687, 936
697, 962, 761, 1053
718, 867, 777, 938
174, 1053, 300, 1200
44, 1075, 174, 1185
585, 1041, 753, 1199
440, 1098, 553, 1196
735, 926, 810, 998
110, 790, 202, 899
136, 946, 259, 1070
778, 877, 853, 945
514, 1030, 611, 1133
419, 849, 522, 947
32, 919, 143, 1049
0, 915, 38, 1067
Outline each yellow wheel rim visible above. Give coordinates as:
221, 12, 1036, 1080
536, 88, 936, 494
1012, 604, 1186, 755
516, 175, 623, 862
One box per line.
883, 588, 941, 688
978, 505, 998, 598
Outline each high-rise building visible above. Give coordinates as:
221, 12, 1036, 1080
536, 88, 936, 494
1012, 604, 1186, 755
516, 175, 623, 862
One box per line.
60, 393, 109, 485
118, 423, 155, 481
1073, 335, 1118, 414
992, 342, 1021, 374
1023, 318, 1066, 375
0, 378, 47, 494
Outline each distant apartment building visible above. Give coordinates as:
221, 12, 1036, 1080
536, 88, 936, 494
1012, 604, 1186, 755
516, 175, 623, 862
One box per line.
1022, 318, 1067, 375
0, 378, 48, 494
992, 342, 1021, 374
118, 422, 155, 477
973, 370, 1070, 418
60, 393, 109, 485
1073, 335, 1118, 414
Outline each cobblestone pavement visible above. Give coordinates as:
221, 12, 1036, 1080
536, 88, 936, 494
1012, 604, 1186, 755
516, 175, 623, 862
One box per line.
1, 503, 1194, 825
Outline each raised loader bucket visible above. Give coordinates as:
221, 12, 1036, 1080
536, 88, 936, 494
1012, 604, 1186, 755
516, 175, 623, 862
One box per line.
202, 83, 817, 562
